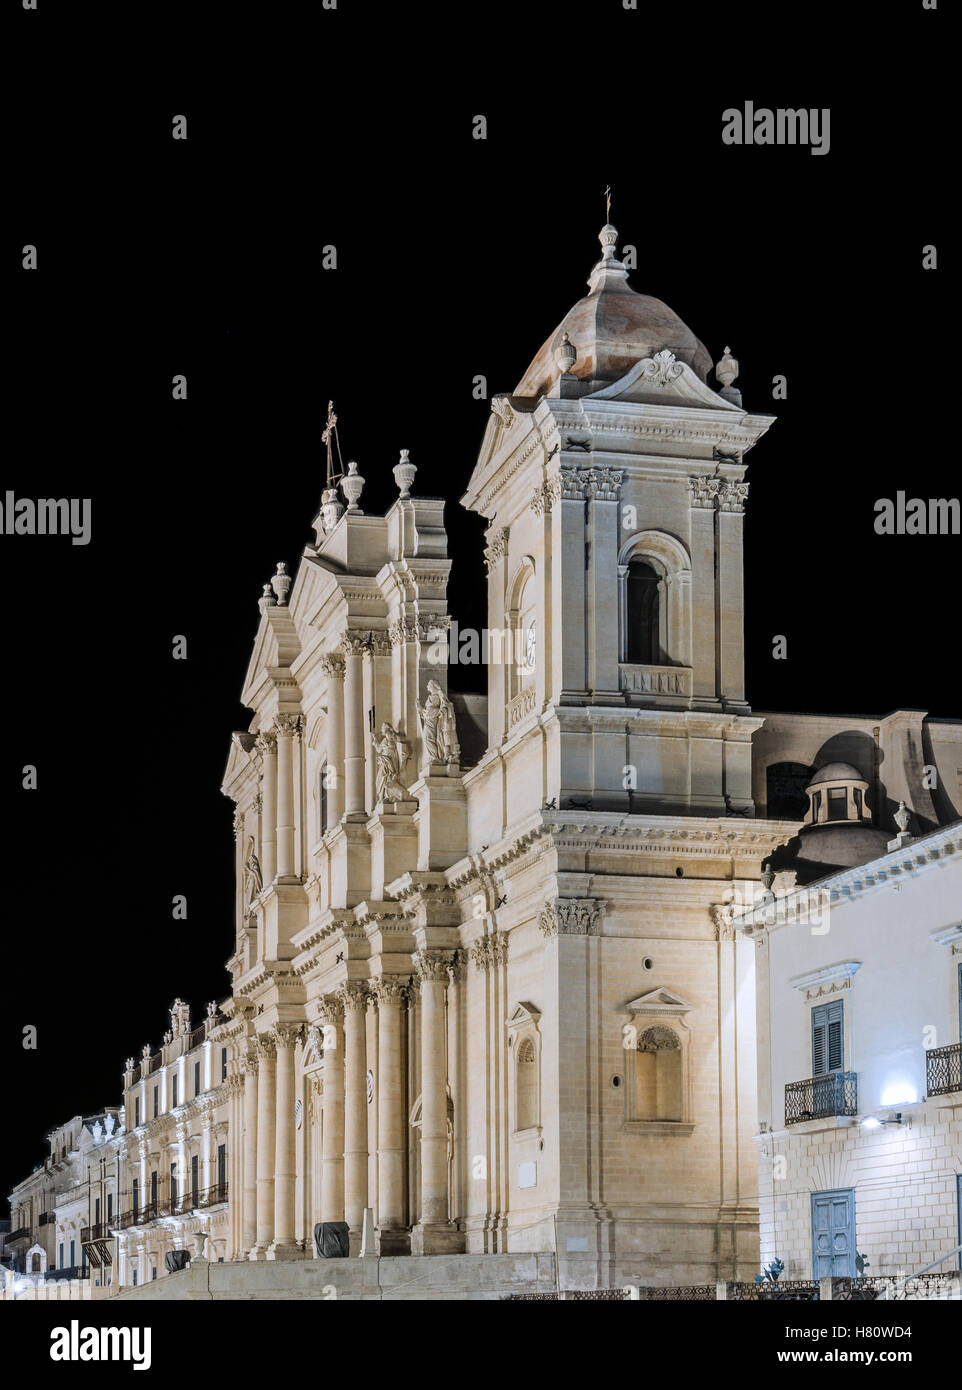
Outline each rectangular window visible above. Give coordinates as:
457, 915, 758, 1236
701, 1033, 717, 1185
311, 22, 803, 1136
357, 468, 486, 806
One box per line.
320, 763, 329, 834
59, 1242, 64, 1268
221, 1047, 227, 1082
169, 1164, 177, 1205
812, 999, 844, 1076
69, 1239, 75, 1267
134, 1097, 140, 1127
811, 1188, 856, 1278
150, 1170, 157, 1208
132, 1179, 139, 1218
132, 1270, 137, 1286
194, 1060, 201, 1096
191, 1154, 199, 1206
853, 787, 863, 818
827, 786, 847, 821
95, 1197, 100, 1226
107, 1192, 113, 1222
217, 1143, 226, 1190
172, 1076, 178, 1108
152, 1267, 157, 1280
153, 1086, 158, 1118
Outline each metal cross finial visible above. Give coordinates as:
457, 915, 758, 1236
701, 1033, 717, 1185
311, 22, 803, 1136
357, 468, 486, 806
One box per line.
604, 185, 611, 221
322, 400, 339, 489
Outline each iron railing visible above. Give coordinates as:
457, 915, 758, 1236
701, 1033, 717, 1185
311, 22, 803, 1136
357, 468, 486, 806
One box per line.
6, 1226, 31, 1243
926, 1042, 962, 1097
45, 1266, 90, 1281
785, 1071, 858, 1125
81, 1223, 114, 1244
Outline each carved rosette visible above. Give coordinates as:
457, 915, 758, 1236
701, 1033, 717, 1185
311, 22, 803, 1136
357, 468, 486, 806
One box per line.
319, 652, 346, 680
717, 480, 750, 513
640, 349, 684, 386
688, 476, 721, 510
538, 898, 606, 938
530, 477, 562, 516
413, 949, 454, 983
483, 527, 509, 573
371, 976, 408, 1007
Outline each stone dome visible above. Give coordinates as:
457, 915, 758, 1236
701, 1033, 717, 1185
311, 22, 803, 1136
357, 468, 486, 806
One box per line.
514, 224, 714, 399
807, 762, 866, 787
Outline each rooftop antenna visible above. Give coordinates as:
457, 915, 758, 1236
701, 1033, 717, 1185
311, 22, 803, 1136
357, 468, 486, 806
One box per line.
322, 400, 345, 489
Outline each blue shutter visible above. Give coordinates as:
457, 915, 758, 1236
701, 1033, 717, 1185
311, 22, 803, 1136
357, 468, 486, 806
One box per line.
812, 1000, 844, 1076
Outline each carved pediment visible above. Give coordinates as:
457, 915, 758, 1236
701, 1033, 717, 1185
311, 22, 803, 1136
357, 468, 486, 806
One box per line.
625, 987, 692, 1016
507, 1002, 542, 1030
585, 352, 740, 410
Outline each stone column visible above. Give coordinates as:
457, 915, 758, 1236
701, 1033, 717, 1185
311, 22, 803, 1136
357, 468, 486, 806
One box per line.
202, 1114, 213, 1194
688, 477, 720, 707
320, 654, 345, 827
257, 730, 278, 885
252, 1035, 276, 1257
275, 716, 301, 881
242, 1051, 258, 1253
342, 634, 369, 817
412, 951, 461, 1253
373, 976, 409, 1253
319, 996, 345, 1224
339, 983, 370, 1249
586, 467, 623, 698
175, 1123, 188, 1210
271, 1023, 302, 1257
138, 1142, 148, 1219
717, 481, 749, 708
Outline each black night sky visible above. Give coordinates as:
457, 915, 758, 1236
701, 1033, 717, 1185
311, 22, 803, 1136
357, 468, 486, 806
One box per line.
5, 3, 954, 1204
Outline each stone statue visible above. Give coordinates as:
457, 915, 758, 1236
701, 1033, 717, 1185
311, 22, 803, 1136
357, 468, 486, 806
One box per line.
374, 723, 408, 802
418, 679, 460, 766
244, 837, 263, 902
894, 801, 911, 833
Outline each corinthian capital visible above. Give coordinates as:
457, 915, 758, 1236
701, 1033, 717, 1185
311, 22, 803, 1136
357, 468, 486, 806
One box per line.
274, 713, 304, 739
371, 976, 408, 1006
335, 981, 369, 1013
339, 630, 372, 657
273, 1022, 305, 1048
255, 1033, 276, 1060
538, 898, 606, 938
319, 651, 346, 679
717, 480, 750, 513
255, 730, 277, 756
413, 950, 454, 983
688, 476, 721, 510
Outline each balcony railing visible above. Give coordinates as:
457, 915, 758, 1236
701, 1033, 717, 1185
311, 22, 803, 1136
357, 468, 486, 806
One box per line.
81, 1223, 114, 1244
6, 1226, 31, 1244
926, 1042, 962, 1097
785, 1071, 858, 1125
38, 1211, 55, 1227
45, 1266, 90, 1282
112, 1181, 227, 1230
197, 1181, 228, 1208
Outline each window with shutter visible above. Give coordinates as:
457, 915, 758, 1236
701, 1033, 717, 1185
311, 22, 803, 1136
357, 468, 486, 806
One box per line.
812, 1000, 844, 1076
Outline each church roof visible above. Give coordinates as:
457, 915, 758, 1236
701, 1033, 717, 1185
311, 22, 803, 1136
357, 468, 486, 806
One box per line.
514, 223, 714, 398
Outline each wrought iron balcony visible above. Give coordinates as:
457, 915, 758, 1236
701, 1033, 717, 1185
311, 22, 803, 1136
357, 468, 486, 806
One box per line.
926, 1042, 962, 1097
45, 1266, 90, 1281
785, 1071, 858, 1125
6, 1226, 31, 1244
197, 1181, 228, 1208
81, 1223, 114, 1244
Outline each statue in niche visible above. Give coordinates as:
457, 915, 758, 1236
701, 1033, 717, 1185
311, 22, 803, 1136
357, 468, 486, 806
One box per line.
243, 837, 263, 903
418, 678, 460, 766
374, 722, 409, 802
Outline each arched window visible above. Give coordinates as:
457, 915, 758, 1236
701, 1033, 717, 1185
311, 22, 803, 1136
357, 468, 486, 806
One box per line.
516, 1037, 537, 1132
319, 761, 329, 836
766, 762, 812, 820
634, 1026, 683, 1122
626, 561, 661, 663
516, 574, 536, 691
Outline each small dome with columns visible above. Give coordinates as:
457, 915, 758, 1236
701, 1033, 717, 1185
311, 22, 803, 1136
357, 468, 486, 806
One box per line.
514, 223, 713, 399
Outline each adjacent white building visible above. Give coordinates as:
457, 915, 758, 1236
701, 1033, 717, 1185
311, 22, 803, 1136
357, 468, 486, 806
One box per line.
739, 786, 962, 1281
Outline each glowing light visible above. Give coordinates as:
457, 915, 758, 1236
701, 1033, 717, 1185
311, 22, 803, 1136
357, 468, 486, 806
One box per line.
881, 1082, 917, 1107
861, 1116, 881, 1130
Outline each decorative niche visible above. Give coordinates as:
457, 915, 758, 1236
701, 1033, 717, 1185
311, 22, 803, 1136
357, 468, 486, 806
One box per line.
621, 988, 695, 1135
507, 1003, 542, 1139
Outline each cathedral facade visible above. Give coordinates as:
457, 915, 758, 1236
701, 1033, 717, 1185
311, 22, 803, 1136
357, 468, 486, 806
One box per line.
6, 223, 960, 1297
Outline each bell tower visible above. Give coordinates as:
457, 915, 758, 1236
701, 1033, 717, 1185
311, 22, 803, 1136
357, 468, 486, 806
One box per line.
462, 223, 776, 816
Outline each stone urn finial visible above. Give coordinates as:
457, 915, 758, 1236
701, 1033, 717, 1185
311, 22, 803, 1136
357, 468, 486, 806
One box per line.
716, 345, 739, 390
760, 863, 775, 893
894, 801, 911, 833
555, 331, 577, 375
271, 562, 291, 606
258, 583, 276, 614
320, 486, 344, 534
341, 460, 365, 512
393, 448, 417, 499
